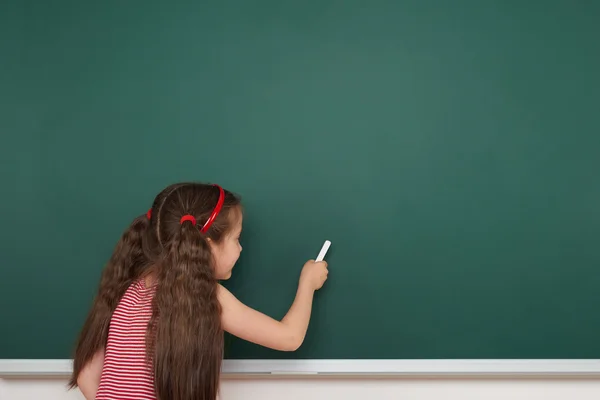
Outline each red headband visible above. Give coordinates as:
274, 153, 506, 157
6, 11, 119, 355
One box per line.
146, 184, 225, 233
200, 184, 225, 233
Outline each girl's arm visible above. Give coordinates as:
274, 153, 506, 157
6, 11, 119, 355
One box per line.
218, 260, 328, 351
76, 348, 105, 400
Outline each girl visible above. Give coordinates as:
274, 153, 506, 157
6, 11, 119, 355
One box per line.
69, 182, 329, 400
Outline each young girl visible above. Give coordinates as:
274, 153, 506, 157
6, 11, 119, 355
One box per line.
69, 182, 329, 400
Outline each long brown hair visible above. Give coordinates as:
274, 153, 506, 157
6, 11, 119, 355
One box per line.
70, 182, 241, 400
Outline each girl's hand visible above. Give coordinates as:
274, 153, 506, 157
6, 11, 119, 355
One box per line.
300, 259, 329, 291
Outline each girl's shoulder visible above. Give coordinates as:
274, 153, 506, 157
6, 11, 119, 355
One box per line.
119, 278, 158, 304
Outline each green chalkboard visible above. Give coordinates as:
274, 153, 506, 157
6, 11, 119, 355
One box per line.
2, 1, 600, 361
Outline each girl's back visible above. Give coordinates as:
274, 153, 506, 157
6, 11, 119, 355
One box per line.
96, 279, 156, 400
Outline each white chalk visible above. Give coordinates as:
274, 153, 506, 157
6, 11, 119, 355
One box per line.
315, 240, 331, 262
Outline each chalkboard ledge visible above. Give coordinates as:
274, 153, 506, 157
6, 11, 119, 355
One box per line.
2, 359, 600, 378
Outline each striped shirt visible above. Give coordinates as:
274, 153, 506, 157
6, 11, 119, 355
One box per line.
96, 279, 157, 400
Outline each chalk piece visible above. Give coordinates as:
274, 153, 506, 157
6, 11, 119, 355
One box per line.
316, 240, 331, 262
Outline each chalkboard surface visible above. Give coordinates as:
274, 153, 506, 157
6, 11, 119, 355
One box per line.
2, 1, 600, 360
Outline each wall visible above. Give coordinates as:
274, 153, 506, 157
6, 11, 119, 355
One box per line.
3, 377, 600, 400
